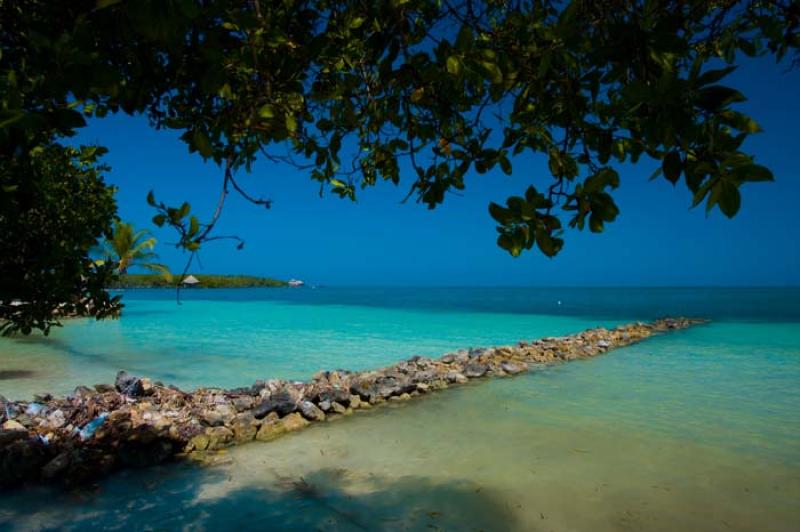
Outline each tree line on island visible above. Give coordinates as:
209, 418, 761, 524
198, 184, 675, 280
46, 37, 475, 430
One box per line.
110, 274, 288, 289
1, 0, 798, 334
97, 221, 289, 288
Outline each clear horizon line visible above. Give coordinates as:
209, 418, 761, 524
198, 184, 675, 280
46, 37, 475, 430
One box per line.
309, 284, 800, 288
181, 281, 799, 289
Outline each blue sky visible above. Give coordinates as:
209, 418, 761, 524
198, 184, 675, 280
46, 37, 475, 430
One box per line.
75, 57, 800, 286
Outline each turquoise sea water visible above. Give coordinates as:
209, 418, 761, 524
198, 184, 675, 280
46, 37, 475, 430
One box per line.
0, 287, 799, 531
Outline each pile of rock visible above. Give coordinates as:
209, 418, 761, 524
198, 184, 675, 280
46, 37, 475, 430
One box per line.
0, 317, 702, 489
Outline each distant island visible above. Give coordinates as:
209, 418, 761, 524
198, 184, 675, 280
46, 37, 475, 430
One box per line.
109, 274, 290, 289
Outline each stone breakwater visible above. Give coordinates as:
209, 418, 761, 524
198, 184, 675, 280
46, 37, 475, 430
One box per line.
0, 317, 702, 489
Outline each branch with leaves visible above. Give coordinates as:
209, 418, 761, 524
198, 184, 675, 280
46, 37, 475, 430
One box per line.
1, 0, 798, 333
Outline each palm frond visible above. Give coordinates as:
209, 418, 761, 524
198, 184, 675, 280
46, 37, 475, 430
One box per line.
102, 221, 169, 277
141, 263, 173, 282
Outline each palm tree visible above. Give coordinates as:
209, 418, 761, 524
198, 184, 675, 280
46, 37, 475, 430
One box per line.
100, 222, 172, 280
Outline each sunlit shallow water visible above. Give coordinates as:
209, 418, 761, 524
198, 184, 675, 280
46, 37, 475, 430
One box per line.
0, 287, 798, 531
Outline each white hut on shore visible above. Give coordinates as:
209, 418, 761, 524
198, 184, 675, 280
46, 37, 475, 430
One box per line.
181, 274, 200, 287
288, 279, 305, 287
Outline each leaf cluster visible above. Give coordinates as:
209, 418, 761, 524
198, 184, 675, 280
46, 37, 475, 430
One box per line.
0, 144, 121, 335
1, 0, 797, 332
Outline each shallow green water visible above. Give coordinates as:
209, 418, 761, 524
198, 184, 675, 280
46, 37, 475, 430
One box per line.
1, 290, 607, 399
0, 288, 798, 530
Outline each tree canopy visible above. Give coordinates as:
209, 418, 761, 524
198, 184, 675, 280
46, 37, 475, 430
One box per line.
1, 0, 798, 333
0, 144, 120, 334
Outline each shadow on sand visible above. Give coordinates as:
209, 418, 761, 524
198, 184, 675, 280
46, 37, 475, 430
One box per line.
0, 370, 37, 381
0, 463, 523, 531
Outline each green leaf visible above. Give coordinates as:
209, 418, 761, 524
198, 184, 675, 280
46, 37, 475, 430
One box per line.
480, 61, 503, 84
499, 157, 512, 176
455, 26, 473, 50
192, 130, 213, 158
146, 190, 156, 206
691, 178, 716, 208
733, 164, 773, 182
718, 181, 741, 218
738, 38, 758, 57
488, 202, 512, 224
96, 0, 122, 9
349, 16, 365, 29
446, 56, 462, 76
536, 230, 562, 257
592, 194, 619, 221
721, 111, 761, 133
589, 213, 603, 233
0, 110, 25, 129
53, 109, 86, 130
538, 51, 552, 77
258, 104, 276, 119
285, 114, 298, 133
507, 196, 525, 212
188, 216, 199, 236
648, 167, 663, 181
584, 168, 619, 192
662, 151, 682, 184
497, 233, 513, 254
152, 214, 166, 227
696, 66, 737, 86
697, 85, 746, 111
218, 84, 233, 100
410, 87, 425, 103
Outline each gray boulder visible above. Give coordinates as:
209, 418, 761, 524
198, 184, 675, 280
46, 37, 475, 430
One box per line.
115, 371, 144, 397
298, 400, 326, 421
252, 389, 298, 419
500, 361, 527, 375
318, 387, 351, 406
463, 363, 488, 378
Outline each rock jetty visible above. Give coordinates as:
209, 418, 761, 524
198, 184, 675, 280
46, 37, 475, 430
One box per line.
0, 317, 702, 489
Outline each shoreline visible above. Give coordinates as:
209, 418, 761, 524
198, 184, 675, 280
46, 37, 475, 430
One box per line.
0, 317, 703, 490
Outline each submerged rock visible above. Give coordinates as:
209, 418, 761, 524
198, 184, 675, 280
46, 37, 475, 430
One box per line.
254, 413, 308, 442
41, 452, 71, 480
0, 437, 47, 488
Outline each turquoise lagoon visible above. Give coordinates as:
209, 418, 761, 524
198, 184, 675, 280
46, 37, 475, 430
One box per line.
0, 287, 798, 531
